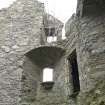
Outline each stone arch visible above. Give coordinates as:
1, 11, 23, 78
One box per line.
20, 46, 65, 104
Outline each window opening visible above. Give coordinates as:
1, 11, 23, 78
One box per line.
68, 50, 80, 95
45, 28, 57, 43
43, 68, 53, 82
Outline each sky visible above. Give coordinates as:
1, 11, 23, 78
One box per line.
0, 0, 77, 23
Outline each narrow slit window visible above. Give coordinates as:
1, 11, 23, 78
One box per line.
43, 68, 53, 82
68, 50, 80, 95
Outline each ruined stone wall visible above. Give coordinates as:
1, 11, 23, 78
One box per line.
77, 15, 105, 105
65, 13, 105, 105
0, 0, 65, 104
0, 0, 44, 104
0, 0, 105, 105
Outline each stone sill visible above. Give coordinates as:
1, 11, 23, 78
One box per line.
41, 82, 54, 90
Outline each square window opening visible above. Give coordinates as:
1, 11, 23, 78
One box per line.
44, 28, 57, 43
43, 67, 54, 82
41, 67, 54, 90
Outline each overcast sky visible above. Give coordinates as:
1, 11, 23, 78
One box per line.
0, 0, 77, 23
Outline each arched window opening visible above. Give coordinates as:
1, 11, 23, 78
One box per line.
43, 68, 53, 82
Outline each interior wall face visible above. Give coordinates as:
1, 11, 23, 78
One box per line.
21, 57, 41, 104
33, 57, 71, 105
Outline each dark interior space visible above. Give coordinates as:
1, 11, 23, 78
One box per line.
44, 28, 56, 36
68, 50, 80, 95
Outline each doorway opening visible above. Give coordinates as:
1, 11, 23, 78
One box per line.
68, 49, 80, 95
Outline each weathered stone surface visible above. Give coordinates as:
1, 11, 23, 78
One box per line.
0, 0, 105, 105
65, 10, 105, 105
0, 0, 44, 104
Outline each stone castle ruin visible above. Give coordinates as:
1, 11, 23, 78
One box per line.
0, 0, 105, 105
